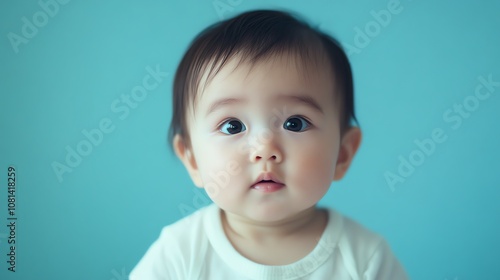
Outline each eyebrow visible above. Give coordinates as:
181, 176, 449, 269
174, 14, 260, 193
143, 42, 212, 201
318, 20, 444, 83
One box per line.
278, 95, 324, 115
204, 94, 324, 117
204, 97, 242, 117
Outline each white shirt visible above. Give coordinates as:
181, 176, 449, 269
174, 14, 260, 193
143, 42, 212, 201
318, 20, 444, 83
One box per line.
130, 203, 409, 279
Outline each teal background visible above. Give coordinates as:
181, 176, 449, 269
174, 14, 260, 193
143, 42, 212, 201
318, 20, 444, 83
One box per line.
1, 0, 499, 279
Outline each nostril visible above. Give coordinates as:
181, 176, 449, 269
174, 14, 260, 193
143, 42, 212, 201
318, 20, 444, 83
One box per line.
253, 155, 278, 161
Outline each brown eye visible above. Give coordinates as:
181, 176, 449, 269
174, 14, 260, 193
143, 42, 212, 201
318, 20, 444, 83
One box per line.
284, 116, 310, 132
220, 119, 246, 135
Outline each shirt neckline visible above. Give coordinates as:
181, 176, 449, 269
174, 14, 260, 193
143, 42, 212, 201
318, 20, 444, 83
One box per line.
203, 203, 344, 280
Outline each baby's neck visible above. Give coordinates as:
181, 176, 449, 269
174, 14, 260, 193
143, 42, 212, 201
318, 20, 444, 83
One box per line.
222, 207, 321, 240
221, 207, 328, 265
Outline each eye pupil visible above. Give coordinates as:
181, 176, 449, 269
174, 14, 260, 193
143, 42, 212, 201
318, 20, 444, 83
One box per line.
284, 117, 307, 132
220, 119, 245, 135
286, 119, 299, 129
227, 120, 242, 134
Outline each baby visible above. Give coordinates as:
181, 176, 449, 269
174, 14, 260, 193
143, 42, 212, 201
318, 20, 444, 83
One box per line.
130, 9, 409, 280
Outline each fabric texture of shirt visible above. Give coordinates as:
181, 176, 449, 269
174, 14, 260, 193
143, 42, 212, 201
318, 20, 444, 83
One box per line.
130, 203, 409, 280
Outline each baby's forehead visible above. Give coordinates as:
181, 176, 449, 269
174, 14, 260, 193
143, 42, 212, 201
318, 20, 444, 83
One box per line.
196, 52, 335, 99
189, 54, 339, 121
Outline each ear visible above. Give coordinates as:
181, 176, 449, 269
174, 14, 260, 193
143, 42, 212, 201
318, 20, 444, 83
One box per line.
173, 134, 203, 187
333, 127, 362, 181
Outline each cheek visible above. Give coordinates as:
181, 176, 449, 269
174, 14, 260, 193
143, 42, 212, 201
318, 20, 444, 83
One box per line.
290, 140, 338, 190
193, 139, 244, 198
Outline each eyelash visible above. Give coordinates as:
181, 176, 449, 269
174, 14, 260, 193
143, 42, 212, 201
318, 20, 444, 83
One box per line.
216, 118, 232, 130
296, 115, 312, 125
216, 115, 313, 134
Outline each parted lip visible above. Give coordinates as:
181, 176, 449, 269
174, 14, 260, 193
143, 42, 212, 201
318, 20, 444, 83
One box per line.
252, 172, 284, 186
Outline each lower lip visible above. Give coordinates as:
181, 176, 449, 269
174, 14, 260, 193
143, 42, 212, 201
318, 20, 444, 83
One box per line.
251, 182, 285, 193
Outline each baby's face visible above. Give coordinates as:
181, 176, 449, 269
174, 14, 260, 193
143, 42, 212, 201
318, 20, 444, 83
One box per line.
185, 55, 343, 222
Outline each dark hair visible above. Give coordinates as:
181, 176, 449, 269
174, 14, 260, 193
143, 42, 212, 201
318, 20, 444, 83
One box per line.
168, 9, 358, 152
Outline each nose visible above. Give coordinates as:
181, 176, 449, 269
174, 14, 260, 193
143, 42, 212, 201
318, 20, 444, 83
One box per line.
249, 134, 283, 163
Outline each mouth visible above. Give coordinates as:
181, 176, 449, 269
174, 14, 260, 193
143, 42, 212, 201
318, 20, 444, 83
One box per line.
251, 181, 285, 192
251, 179, 285, 193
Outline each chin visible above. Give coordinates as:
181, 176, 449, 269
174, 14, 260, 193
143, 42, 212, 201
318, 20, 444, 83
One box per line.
247, 205, 302, 223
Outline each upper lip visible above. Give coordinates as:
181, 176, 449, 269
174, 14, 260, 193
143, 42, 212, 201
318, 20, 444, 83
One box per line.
252, 172, 284, 186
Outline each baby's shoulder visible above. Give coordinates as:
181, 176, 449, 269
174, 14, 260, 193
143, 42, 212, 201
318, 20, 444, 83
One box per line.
129, 205, 213, 279
327, 208, 388, 263
146, 205, 212, 270
339, 213, 383, 245
325, 209, 409, 278
157, 205, 211, 247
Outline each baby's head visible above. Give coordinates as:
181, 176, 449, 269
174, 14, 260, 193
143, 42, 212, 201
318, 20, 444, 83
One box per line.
169, 10, 362, 222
